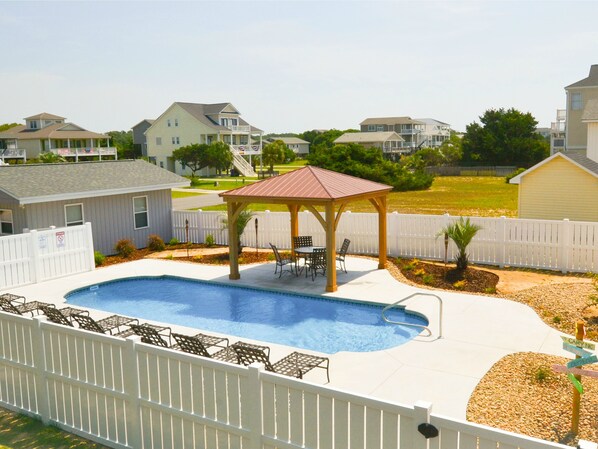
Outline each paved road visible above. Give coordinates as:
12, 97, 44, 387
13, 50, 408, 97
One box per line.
172, 188, 225, 210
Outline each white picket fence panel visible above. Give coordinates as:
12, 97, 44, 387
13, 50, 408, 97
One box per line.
0, 223, 95, 290
0, 311, 578, 449
173, 210, 598, 273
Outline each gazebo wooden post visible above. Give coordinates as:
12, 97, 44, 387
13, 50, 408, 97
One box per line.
227, 201, 240, 280
288, 204, 300, 252
378, 196, 387, 269
325, 202, 337, 292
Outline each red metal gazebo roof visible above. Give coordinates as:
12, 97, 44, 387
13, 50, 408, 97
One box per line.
220, 166, 392, 202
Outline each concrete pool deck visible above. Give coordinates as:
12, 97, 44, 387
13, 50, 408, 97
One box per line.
7, 257, 571, 419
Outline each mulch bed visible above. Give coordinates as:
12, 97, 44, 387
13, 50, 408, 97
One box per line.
393, 258, 499, 294
179, 251, 278, 265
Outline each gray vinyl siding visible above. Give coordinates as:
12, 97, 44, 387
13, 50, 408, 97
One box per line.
0, 203, 26, 235
24, 190, 173, 254
132, 122, 152, 157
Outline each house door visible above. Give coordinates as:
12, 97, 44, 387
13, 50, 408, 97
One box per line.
167, 157, 175, 173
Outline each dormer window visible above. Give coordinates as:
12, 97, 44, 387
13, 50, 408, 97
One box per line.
221, 118, 229, 126
231, 119, 238, 126
30, 120, 38, 129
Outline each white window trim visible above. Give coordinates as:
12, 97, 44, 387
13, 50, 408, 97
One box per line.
0, 209, 14, 235
133, 196, 149, 230
64, 203, 84, 227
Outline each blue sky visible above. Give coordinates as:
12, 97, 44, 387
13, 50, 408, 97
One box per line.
2, 1, 597, 134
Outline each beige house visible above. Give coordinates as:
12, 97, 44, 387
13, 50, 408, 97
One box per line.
0, 113, 115, 162
510, 99, 598, 221
565, 64, 598, 152
267, 136, 310, 155
360, 116, 451, 150
334, 131, 406, 155
145, 102, 263, 176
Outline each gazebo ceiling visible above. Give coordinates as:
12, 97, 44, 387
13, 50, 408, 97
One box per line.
219, 166, 392, 203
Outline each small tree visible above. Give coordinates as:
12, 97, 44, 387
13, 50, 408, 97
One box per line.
262, 140, 286, 172
437, 217, 482, 271
222, 209, 255, 255
206, 141, 233, 175
172, 143, 209, 177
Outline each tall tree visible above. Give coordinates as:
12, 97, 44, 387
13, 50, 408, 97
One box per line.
106, 130, 136, 159
461, 108, 549, 167
0, 123, 19, 133
206, 141, 233, 175
262, 140, 286, 171
172, 143, 209, 177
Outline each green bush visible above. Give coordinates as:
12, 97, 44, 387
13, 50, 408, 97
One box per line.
169, 237, 180, 245
147, 234, 165, 251
114, 239, 136, 258
94, 251, 105, 266
205, 234, 215, 247
505, 167, 526, 183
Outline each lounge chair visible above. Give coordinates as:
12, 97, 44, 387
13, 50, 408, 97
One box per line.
270, 243, 295, 277
40, 305, 73, 326
171, 332, 238, 363
306, 247, 326, 281
336, 238, 351, 273
71, 313, 140, 336
232, 343, 330, 382
1, 296, 55, 316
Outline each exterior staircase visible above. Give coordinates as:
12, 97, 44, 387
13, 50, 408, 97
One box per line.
230, 146, 257, 177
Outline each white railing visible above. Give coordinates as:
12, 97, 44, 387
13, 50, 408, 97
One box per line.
49, 147, 117, 158
0, 312, 579, 449
226, 124, 251, 132
173, 210, 598, 273
0, 223, 95, 290
230, 144, 262, 155
0, 148, 26, 159
229, 145, 258, 177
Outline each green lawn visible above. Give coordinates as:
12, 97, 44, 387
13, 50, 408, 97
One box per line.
171, 190, 204, 198
202, 176, 519, 217
0, 408, 108, 448
187, 179, 258, 190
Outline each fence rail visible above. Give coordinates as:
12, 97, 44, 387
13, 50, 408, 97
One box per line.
0, 312, 578, 449
0, 223, 95, 290
173, 210, 598, 273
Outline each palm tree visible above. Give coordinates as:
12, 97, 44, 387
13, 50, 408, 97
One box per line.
437, 217, 482, 271
222, 209, 255, 255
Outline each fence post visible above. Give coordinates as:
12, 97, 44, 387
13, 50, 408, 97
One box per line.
391, 211, 399, 258
84, 222, 95, 272
123, 336, 143, 449
498, 216, 506, 268
247, 363, 264, 449
560, 219, 571, 273
413, 401, 434, 449
31, 316, 50, 424
28, 230, 40, 284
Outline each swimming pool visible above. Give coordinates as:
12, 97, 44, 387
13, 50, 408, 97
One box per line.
66, 276, 428, 354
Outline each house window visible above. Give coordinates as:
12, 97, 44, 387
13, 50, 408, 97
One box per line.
376, 125, 384, 131
156, 137, 162, 145
368, 125, 375, 131
571, 93, 582, 110
221, 118, 229, 126
133, 196, 149, 229
65, 204, 84, 227
30, 121, 38, 129
0, 210, 13, 235
231, 119, 238, 126
159, 161, 164, 168
167, 119, 171, 127
174, 118, 178, 127
172, 137, 180, 145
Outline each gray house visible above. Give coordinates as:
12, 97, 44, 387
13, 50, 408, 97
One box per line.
132, 119, 155, 158
0, 160, 189, 254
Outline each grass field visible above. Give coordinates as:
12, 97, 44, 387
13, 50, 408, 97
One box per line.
171, 190, 204, 198
202, 176, 519, 217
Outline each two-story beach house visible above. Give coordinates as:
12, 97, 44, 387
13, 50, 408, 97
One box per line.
0, 113, 116, 162
145, 102, 263, 177
266, 137, 310, 155
359, 116, 451, 151
333, 131, 406, 157
565, 64, 598, 153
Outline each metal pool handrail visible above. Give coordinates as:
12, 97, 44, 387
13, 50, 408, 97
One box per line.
381, 292, 443, 339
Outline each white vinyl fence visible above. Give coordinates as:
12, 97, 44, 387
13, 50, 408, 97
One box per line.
0, 223, 95, 290
0, 312, 575, 449
173, 210, 598, 273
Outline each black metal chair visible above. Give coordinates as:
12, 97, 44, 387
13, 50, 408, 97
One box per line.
269, 243, 294, 277
306, 247, 327, 281
293, 235, 313, 272
336, 238, 351, 273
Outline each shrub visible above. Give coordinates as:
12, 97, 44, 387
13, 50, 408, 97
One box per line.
193, 255, 202, 262
505, 167, 526, 183
422, 274, 434, 285
532, 365, 551, 383
552, 316, 562, 324
413, 268, 426, 276
453, 280, 466, 290
169, 237, 180, 245
94, 251, 105, 266
114, 239, 136, 258
205, 234, 215, 247
147, 234, 165, 251
484, 286, 497, 294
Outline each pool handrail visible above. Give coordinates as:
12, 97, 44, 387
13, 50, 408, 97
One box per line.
381, 292, 443, 339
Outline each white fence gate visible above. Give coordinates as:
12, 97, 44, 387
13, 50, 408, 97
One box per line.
0, 312, 576, 449
173, 210, 598, 273
0, 223, 95, 290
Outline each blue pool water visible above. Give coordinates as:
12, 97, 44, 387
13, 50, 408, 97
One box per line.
66, 276, 428, 354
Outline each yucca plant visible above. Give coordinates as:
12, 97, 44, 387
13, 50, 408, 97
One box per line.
222, 209, 255, 255
437, 217, 482, 271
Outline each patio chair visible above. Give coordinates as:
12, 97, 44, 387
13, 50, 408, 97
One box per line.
336, 238, 351, 273
293, 235, 313, 272
171, 333, 239, 363
306, 247, 326, 281
269, 243, 295, 277
72, 313, 140, 336
1, 296, 56, 317
232, 343, 330, 382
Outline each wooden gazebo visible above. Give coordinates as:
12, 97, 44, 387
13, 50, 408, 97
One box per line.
219, 166, 392, 292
